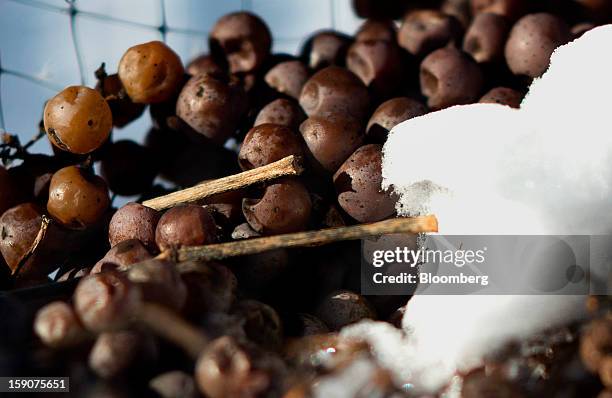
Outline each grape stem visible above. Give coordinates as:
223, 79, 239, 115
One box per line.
135, 302, 209, 359
0, 129, 46, 165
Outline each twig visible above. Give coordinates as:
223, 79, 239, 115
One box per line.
22, 129, 46, 151
2, 216, 437, 304
136, 302, 209, 359
143, 155, 304, 211
128, 215, 436, 359
172, 215, 438, 262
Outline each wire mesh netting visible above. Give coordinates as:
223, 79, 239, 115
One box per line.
0, 0, 362, 154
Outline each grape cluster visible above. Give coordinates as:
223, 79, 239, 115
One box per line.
0, 1, 610, 396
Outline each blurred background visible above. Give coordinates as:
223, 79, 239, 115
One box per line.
0, 0, 362, 154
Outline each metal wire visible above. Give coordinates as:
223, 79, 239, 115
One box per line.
0, 0, 345, 135
0, 0, 178, 133
159, 0, 167, 42
0, 53, 4, 131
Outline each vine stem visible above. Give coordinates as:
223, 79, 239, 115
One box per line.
135, 302, 209, 359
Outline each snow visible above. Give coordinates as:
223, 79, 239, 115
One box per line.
311, 356, 381, 398
349, 25, 612, 394
382, 26, 612, 236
